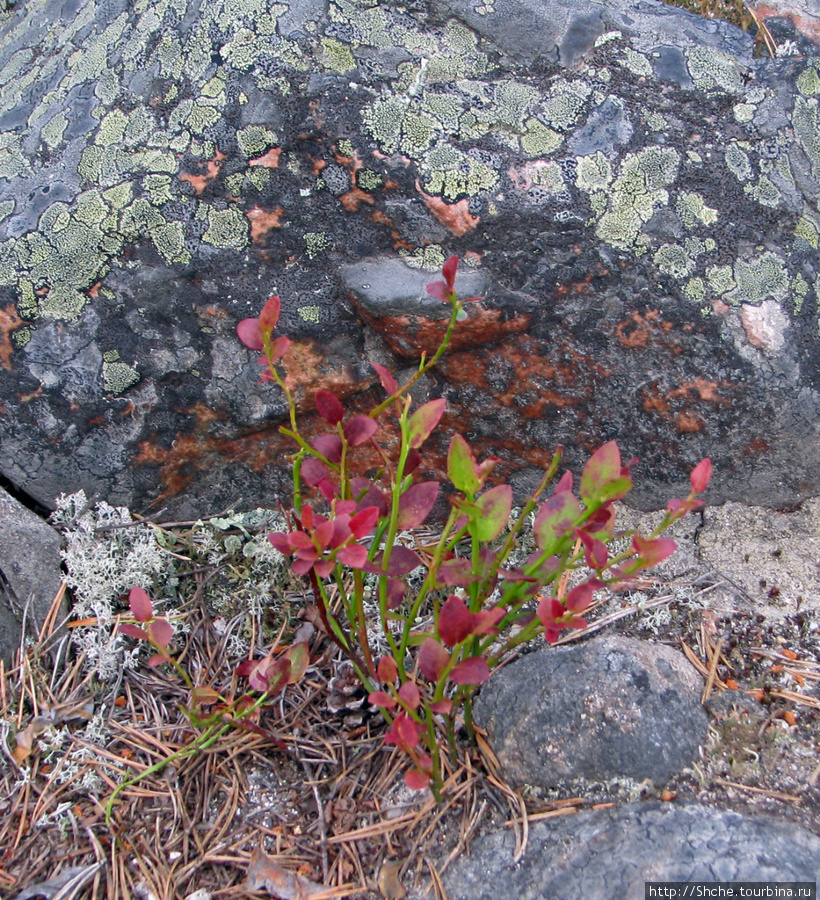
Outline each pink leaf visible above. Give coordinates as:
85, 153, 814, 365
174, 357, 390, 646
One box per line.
237, 318, 264, 351
407, 399, 446, 450
398, 681, 421, 710
258, 295, 281, 337
119, 623, 149, 641
554, 471, 573, 494
577, 530, 608, 570
449, 657, 490, 685
404, 767, 430, 790
318, 478, 337, 501
301, 457, 329, 486
386, 577, 406, 609
377, 655, 398, 684
365, 546, 423, 577
632, 535, 677, 568
313, 558, 335, 578
349, 506, 380, 539
351, 478, 389, 516
336, 543, 368, 568
425, 280, 449, 302
311, 433, 342, 464
436, 558, 482, 586
690, 458, 712, 493
439, 595, 474, 647
147, 618, 173, 649
473, 605, 506, 635
429, 699, 453, 715
372, 361, 398, 395
397, 481, 439, 529
315, 389, 344, 425
419, 638, 449, 682
147, 653, 168, 667
566, 580, 602, 614
368, 690, 397, 709
344, 415, 378, 446
128, 586, 154, 622
268, 335, 290, 362
442, 255, 458, 289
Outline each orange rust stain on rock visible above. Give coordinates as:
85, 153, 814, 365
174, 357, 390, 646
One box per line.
339, 187, 374, 211
416, 180, 479, 236
675, 412, 705, 433
0, 304, 23, 370
249, 148, 282, 169
615, 310, 673, 349
641, 378, 731, 434
179, 150, 226, 194
281, 340, 367, 411
353, 302, 530, 359
247, 206, 285, 243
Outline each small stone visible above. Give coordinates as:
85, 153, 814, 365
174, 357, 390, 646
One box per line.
473, 635, 707, 790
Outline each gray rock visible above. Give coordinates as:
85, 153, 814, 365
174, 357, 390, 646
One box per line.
474, 635, 707, 790
0, 487, 64, 663
441, 802, 820, 900
0, 0, 818, 516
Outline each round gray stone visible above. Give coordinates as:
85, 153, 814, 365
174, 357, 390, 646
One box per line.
473, 635, 708, 790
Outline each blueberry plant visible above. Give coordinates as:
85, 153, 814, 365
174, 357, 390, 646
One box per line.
120, 257, 710, 803
229, 256, 712, 798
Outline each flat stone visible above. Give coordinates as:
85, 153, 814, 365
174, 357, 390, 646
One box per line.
473, 635, 708, 790
0, 487, 64, 663
441, 802, 820, 900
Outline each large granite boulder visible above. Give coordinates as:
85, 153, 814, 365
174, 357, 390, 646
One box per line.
0, 0, 819, 516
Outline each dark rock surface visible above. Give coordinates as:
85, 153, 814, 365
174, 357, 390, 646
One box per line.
473, 635, 708, 790
440, 802, 820, 900
0, 487, 64, 663
0, 0, 819, 516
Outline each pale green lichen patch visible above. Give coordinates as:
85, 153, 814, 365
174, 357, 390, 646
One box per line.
0, 200, 14, 224
41, 111, 69, 150
654, 243, 695, 279
744, 176, 781, 208
298, 305, 320, 323
795, 211, 819, 250
733, 103, 756, 124
686, 45, 745, 94
596, 147, 680, 250
793, 273, 809, 313
304, 232, 331, 258
399, 244, 446, 271
202, 206, 249, 250
421, 143, 497, 199
676, 192, 717, 228
796, 64, 820, 98
39, 284, 88, 321
236, 125, 278, 159
520, 120, 562, 157
724, 142, 752, 182
793, 97, 820, 182
103, 360, 140, 393
575, 152, 612, 193
540, 79, 592, 131
620, 49, 652, 78
320, 37, 356, 73
727, 251, 789, 306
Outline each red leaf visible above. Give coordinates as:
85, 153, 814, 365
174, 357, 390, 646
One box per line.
429, 699, 453, 715
632, 535, 677, 568
318, 478, 337, 501
449, 657, 490, 685
268, 335, 290, 362
351, 478, 389, 516
250, 657, 291, 693
336, 543, 368, 568
313, 558, 335, 578
419, 638, 449, 682
690, 458, 712, 493
377, 655, 398, 684
398, 681, 421, 710
405, 449, 422, 475
441, 255, 458, 288
577, 530, 608, 570
386, 577, 406, 609
344, 415, 378, 446
425, 280, 449, 302
237, 318, 264, 351
368, 690, 397, 709
404, 767, 431, 790
311, 433, 342, 463
473, 605, 506, 635
436, 558, 482, 586
148, 653, 168, 667
258, 295, 281, 337
365, 546, 423, 576
147, 618, 173, 649
315, 389, 344, 425
301, 457, 329, 486
372, 361, 398, 395
566, 580, 601, 613
554, 471, 573, 494
407, 399, 446, 449
350, 506, 380, 539
472, 484, 512, 542
119, 623, 149, 641
397, 481, 439, 529
128, 586, 153, 622
439, 595, 474, 646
